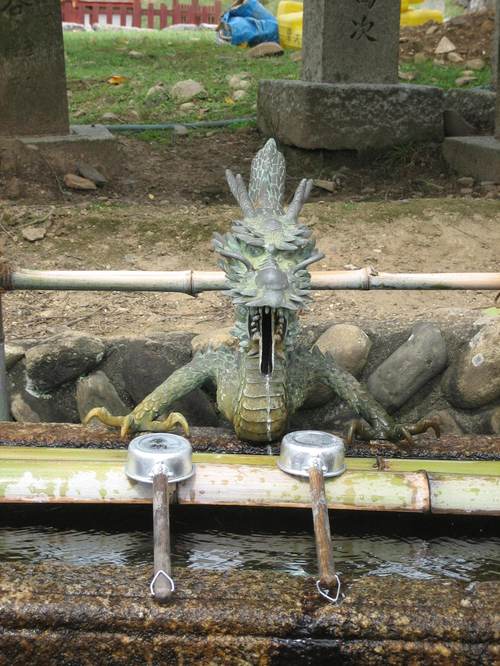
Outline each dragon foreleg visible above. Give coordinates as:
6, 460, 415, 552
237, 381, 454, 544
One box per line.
315, 351, 440, 446
84, 352, 217, 438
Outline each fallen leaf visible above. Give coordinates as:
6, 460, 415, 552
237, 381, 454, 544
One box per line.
224, 97, 235, 105
107, 75, 127, 85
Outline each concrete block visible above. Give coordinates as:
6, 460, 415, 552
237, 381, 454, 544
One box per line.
443, 136, 500, 181
258, 81, 444, 151
444, 89, 496, 134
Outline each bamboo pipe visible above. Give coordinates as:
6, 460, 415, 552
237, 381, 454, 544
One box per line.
151, 466, 174, 602
3, 268, 500, 293
1, 448, 499, 514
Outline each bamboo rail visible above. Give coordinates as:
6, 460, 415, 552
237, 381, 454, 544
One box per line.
2, 267, 500, 293
1, 447, 498, 514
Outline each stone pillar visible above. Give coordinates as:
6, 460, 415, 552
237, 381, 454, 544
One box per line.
302, 0, 401, 84
258, 0, 443, 151
0, 0, 70, 137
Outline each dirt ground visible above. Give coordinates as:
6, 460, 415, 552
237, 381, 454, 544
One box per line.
0, 128, 478, 206
400, 9, 496, 61
2, 193, 499, 341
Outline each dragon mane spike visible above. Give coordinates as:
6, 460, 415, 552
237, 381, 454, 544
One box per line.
225, 169, 255, 217
286, 178, 313, 221
248, 138, 286, 214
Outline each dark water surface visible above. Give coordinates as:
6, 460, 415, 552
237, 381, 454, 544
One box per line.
1, 506, 498, 582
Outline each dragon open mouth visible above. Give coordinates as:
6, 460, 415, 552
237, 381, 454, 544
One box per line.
248, 307, 287, 376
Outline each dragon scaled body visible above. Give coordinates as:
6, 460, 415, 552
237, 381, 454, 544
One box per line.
85, 140, 439, 445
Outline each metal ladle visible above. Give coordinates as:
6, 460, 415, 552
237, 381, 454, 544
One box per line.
278, 430, 346, 603
125, 433, 194, 603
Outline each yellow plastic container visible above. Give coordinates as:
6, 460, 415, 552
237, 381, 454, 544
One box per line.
401, 7, 444, 25
401, 0, 424, 10
277, 1, 303, 49
277, 0, 443, 50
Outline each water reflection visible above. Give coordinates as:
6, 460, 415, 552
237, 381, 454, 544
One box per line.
1, 525, 498, 582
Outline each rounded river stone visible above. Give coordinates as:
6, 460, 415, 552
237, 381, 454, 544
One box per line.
367, 322, 447, 412
442, 320, 500, 409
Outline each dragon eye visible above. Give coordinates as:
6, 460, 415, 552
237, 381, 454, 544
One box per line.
248, 246, 264, 257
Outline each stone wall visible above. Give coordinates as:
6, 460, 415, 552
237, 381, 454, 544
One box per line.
5, 313, 500, 437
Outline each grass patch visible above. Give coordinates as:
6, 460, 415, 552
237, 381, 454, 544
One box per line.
444, 0, 465, 18
400, 60, 492, 89
65, 30, 296, 124
65, 30, 492, 127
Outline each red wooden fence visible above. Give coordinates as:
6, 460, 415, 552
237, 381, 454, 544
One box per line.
61, 0, 222, 28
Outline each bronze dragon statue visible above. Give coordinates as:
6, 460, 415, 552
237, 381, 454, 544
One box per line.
85, 139, 439, 445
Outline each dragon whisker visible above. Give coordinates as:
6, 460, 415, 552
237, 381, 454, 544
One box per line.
293, 252, 325, 273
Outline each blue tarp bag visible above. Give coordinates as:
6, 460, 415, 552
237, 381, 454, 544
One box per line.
219, 0, 279, 47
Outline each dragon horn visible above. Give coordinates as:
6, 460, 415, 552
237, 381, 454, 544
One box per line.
226, 170, 255, 217
286, 178, 313, 221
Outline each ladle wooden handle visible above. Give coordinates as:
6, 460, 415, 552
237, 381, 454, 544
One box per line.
309, 463, 336, 588
152, 470, 173, 602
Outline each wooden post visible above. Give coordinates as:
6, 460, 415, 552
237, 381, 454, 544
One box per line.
192, 0, 200, 24
151, 467, 173, 602
147, 1, 154, 28
132, 0, 142, 27
309, 463, 336, 588
159, 3, 168, 29
172, 0, 180, 25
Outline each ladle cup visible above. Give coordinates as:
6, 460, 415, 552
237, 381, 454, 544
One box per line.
126, 433, 194, 603
278, 430, 345, 602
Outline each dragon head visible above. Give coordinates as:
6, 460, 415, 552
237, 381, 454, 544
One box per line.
213, 139, 324, 374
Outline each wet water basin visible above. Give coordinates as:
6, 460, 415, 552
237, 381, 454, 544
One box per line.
0, 506, 498, 583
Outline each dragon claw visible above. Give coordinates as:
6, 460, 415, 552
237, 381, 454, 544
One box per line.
143, 412, 190, 437
346, 416, 441, 446
83, 407, 190, 438
406, 417, 441, 439
83, 407, 125, 428
399, 427, 414, 447
346, 419, 375, 445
